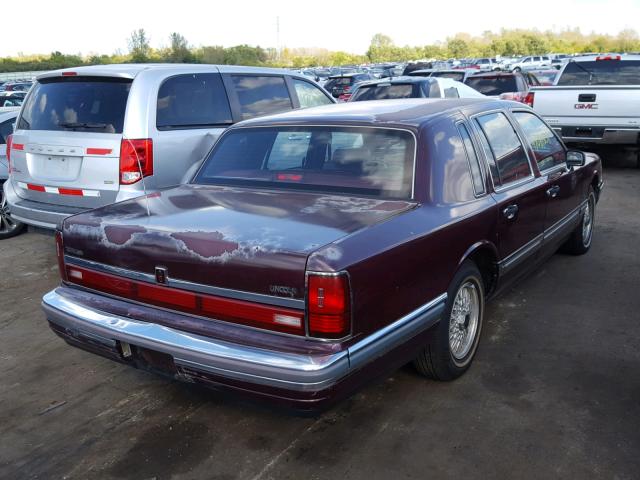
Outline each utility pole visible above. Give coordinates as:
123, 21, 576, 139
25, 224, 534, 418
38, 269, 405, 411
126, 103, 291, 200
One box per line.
276, 16, 280, 61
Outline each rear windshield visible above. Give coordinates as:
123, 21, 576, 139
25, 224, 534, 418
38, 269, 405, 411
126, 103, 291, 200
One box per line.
465, 76, 518, 95
352, 83, 415, 101
194, 126, 415, 199
17, 77, 131, 133
431, 71, 465, 82
334, 78, 352, 86
557, 60, 640, 85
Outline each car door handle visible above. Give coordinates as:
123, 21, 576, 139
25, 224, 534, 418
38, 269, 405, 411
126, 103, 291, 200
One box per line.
503, 204, 519, 220
546, 185, 560, 198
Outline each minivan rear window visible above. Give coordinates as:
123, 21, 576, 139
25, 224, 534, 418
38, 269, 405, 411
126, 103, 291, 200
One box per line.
18, 77, 131, 133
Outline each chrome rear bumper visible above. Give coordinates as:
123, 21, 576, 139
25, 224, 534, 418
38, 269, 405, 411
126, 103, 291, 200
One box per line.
42, 288, 446, 398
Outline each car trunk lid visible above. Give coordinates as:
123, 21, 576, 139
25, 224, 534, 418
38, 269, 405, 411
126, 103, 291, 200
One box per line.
61, 184, 416, 301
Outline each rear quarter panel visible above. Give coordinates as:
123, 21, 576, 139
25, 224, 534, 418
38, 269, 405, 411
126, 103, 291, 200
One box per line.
308, 120, 499, 339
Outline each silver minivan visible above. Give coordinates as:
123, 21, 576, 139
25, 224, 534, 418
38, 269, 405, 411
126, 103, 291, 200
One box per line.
4, 64, 335, 230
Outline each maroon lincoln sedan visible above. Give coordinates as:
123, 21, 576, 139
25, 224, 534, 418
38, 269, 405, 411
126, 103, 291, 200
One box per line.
42, 99, 603, 411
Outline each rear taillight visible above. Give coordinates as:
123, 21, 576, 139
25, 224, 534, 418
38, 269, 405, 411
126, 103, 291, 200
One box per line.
55, 231, 67, 281
524, 91, 535, 107
6, 134, 12, 171
65, 265, 305, 335
119, 138, 153, 185
307, 273, 351, 339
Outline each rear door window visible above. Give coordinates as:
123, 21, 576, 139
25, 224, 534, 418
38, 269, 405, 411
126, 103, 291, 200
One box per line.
157, 73, 232, 130
231, 75, 293, 120
0, 118, 15, 144
475, 112, 532, 185
292, 79, 333, 108
18, 77, 131, 133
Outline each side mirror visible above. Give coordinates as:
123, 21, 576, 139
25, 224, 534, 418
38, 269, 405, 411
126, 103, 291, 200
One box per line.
566, 150, 586, 168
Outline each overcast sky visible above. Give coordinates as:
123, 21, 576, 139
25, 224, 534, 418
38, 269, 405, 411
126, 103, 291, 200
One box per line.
1, 0, 639, 57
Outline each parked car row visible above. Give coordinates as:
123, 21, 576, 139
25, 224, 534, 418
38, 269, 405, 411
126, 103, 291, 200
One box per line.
0, 58, 617, 411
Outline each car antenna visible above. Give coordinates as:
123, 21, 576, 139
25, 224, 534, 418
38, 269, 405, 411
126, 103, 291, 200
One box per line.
121, 133, 150, 217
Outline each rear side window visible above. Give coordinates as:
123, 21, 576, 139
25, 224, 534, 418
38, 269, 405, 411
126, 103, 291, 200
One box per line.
157, 73, 232, 130
457, 123, 485, 194
18, 77, 131, 133
352, 83, 415, 101
475, 112, 532, 185
292, 79, 333, 108
557, 60, 640, 85
465, 76, 517, 95
0, 118, 15, 144
231, 75, 292, 120
513, 112, 566, 171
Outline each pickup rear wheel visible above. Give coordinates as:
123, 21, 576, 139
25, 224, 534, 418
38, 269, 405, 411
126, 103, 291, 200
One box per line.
413, 260, 485, 381
563, 187, 596, 255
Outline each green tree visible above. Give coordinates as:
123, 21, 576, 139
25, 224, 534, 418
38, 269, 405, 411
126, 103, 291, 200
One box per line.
167, 32, 193, 63
128, 28, 151, 62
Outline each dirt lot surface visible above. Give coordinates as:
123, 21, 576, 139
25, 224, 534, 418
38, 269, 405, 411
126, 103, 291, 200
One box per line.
1, 150, 639, 479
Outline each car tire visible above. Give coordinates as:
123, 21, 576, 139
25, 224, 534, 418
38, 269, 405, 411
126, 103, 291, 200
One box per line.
0, 184, 26, 240
413, 260, 485, 381
513, 67, 521, 72
563, 187, 596, 255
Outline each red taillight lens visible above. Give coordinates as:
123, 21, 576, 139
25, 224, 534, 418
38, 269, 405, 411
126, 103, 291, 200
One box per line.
55, 231, 67, 281
6, 134, 12, 171
524, 91, 535, 107
307, 273, 351, 339
65, 265, 305, 335
61, 71, 78, 76
119, 138, 153, 185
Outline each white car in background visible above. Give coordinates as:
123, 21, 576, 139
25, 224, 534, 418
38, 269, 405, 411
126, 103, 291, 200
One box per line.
506, 56, 551, 71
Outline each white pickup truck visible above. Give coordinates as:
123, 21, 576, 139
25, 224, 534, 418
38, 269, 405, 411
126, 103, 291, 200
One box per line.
530, 55, 640, 147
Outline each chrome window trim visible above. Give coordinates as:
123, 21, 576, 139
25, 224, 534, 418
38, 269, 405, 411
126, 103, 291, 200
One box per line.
192, 124, 419, 201
64, 255, 305, 309
455, 120, 487, 198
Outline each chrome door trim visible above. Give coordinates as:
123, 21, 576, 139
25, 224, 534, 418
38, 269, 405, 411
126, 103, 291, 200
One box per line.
498, 234, 543, 275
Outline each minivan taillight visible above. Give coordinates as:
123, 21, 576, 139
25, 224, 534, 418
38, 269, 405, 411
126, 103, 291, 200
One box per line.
307, 273, 351, 339
55, 231, 67, 281
119, 138, 153, 185
524, 91, 535, 107
6, 134, 12, 172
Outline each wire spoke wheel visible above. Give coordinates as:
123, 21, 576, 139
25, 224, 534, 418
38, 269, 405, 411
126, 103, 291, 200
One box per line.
582, 195, 594, 247
448, 281, 480, 361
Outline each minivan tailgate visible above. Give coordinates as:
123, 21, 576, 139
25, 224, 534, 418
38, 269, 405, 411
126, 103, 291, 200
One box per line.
10, 130, 121, 207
